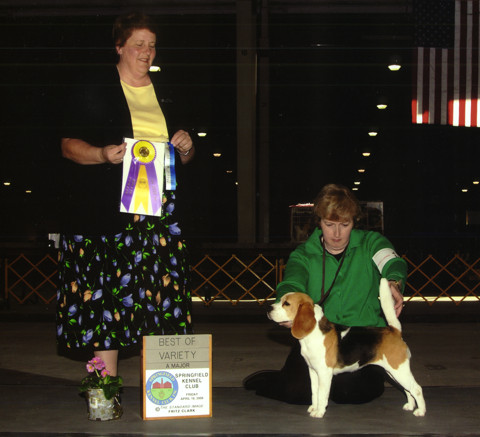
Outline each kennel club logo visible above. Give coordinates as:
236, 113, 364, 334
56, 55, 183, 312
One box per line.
146, 371, 179, 405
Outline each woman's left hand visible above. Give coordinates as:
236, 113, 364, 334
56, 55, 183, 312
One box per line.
388, 280, 404, 317
171, 130, 194, 163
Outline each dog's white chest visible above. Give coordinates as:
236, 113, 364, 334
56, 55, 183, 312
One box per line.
332, 362, 360, 375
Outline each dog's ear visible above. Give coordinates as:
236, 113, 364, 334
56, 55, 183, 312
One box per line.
291, 302, 316, 339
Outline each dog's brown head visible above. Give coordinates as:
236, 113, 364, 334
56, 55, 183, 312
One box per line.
269, 292, 317, 340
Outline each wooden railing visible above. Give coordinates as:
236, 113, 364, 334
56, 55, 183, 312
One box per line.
190, 254, 281, 305
3, 253, 58, 305
3, 252, 480, 307
403, 254, 480, 304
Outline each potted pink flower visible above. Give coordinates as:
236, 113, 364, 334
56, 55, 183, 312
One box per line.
79, 357, 123, 420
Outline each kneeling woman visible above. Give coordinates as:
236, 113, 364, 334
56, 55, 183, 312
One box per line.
244, 183, 407, 404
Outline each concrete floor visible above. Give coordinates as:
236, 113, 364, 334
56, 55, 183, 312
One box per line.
1, 302, 480, 436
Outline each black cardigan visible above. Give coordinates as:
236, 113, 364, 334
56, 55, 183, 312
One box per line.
60, 66, 174, 235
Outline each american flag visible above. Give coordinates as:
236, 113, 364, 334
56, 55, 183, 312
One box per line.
412, 0, 480, 127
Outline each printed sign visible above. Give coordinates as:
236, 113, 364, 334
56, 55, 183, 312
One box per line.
142, 334, 212, 420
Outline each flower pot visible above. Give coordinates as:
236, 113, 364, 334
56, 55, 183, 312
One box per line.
86, 388, 122, 421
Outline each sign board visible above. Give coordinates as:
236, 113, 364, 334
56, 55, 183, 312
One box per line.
142, 334, 212, 420
289, 200, 385, 242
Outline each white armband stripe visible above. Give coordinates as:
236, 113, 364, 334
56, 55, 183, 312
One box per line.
372, 248, 399, 272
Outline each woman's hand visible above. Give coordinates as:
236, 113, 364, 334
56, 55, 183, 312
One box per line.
388, 280, 404, 317
170, 130, 194, 163
101, 143, 127, 164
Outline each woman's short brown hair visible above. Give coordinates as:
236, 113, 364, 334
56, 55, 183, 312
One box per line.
313, 184, 362, 225
113, 12, 158, 48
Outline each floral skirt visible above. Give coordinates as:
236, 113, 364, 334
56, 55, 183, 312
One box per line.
56, 213, 193, 351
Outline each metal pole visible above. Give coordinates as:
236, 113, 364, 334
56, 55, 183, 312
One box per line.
236, 0, 257, 244
258, 0, 270, 243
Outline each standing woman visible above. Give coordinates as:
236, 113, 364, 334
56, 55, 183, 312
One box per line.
56, 12, 194, 387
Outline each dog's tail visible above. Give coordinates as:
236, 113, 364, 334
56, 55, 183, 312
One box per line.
379, 278, 402, 331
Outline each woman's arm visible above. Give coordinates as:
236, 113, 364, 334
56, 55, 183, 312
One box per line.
61, 138, 126, 165
276, 247, 311, 301
368, 232, 407, 316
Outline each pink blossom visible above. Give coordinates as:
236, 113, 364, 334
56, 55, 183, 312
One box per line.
101, 369, 110, 378
86, 363, 95, 373
88, 357, 106, 370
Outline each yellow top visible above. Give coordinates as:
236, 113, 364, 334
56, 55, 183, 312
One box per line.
121, 80, 169, 142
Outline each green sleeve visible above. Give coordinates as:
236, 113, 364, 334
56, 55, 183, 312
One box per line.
276, 246, 310, 302
383, 258, 407, 292
367, 232, 407, 292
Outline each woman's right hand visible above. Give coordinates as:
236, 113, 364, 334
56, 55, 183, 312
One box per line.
101, 142, 127, 164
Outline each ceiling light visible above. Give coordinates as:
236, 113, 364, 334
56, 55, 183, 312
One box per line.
362, 152, 371, 157
368, 131, 378, 137
462, 188, 468, 193
213, 152, 222, 158
3, 181, 11, 186
352, 187, 359, 191
197, 132, 207, 137
25, 190, 32, 194
226, 170, 233, 174
473, 180, 479, 185
149, 65, 161, 72
376, 95, 388, 110
354, 181, 361, 185
388, 55, 402, 71
388, 63, 401, 71
358, 169, 366, 173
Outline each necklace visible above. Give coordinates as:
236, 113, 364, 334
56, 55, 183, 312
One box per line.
318, 236, 347, 307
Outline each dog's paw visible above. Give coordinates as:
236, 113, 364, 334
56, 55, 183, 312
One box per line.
413, 408, 426, 417
308, 408, 326, 418
402, 402, 415, 412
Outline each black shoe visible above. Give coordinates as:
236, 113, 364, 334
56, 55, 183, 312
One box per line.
243, 370, 279, 390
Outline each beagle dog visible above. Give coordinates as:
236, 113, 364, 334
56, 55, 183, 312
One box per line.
268, 278, 426, 418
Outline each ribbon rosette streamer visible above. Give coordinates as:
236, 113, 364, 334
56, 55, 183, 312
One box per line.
121, 140, 161, 215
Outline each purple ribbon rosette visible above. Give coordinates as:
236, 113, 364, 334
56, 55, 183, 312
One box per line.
121, 140, 162, 215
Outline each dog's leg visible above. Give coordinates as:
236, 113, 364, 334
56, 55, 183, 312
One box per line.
307, 367, 319, 415
403, 390, 417, 412
307, 366, 332, 418
385, 361, 426, 417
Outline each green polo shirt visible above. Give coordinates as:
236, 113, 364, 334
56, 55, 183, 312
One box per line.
276, 228, 407, 327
